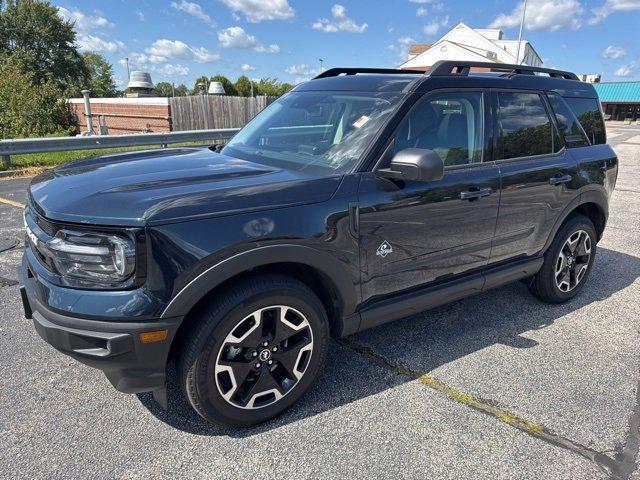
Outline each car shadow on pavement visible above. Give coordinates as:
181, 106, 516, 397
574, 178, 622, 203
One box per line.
137, 246, 640, 436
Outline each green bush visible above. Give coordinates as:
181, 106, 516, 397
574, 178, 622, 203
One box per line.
0, 55, 75, 139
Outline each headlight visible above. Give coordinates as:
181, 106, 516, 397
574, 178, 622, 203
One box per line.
45, 229, 136, 286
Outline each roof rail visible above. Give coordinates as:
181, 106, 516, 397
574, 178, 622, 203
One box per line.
314, 67, 424, 79
429, 61, 579, 80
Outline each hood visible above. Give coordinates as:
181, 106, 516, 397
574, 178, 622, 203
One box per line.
29, 148, 342, 226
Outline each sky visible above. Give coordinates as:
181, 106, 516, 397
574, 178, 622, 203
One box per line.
51, 0, 640, 89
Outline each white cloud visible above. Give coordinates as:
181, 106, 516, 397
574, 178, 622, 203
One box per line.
590, 0, 640, 24
489, 0, 583, 31
312, 4, 367, 33
120, 55, 189, 79
409, 0, 432, 3
137, 11, 145, 21
219, 0, 294, 23
602, 45, 627, 59
170, 1, 214, 25
57, 7, 125, 54
56, 6, 113, 34
615, 61, 638, 77
146, 39, 220, 63
423, 16, 449, 35
77, 35, 125, 53
158, 63, 190, 76
285, 64, 321, 83
217, 27, 280, 53
387, 36, 418, 61
416, 6, 427, 16
241, 63, 257, 71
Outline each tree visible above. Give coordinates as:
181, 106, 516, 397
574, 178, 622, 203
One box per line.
77, 52, 116, 98
0, 54, 74, 138
191, 75, 209, 95
154, 81, 174, 97
234, 75, 254, 97
0, 0, 88, 90
255, 77, 292, 97
174, 84, 188, 97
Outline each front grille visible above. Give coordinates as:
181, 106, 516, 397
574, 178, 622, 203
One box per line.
34, 212, 55, 236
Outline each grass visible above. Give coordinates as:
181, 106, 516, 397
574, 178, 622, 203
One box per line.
1, 141, 216, 172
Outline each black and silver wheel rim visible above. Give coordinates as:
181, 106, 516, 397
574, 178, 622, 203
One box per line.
214, 305, 314, 410
555, 229, 592, 292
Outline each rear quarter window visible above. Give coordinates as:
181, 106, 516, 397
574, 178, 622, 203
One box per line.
547, 93, 590, 148
563, 97, 606, 145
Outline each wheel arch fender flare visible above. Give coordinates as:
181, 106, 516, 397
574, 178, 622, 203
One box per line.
160, 244, 359, 319
541, 188, 608, 253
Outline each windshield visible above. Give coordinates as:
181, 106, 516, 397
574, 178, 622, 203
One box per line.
222, 91, 403, 174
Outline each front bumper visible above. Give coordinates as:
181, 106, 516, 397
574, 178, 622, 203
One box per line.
20, 257, 183, 400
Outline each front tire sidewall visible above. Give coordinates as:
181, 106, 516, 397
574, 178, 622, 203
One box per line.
188, 286, 328, 426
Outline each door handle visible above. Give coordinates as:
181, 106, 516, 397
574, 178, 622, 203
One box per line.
549, 174, 572, 185
460, 187, 493, 201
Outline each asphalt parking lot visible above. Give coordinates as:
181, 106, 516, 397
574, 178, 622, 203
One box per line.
0, 125, 639, 479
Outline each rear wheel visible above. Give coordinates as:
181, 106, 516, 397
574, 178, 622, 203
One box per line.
528, 215, 597, 303
177, 274, 329, 426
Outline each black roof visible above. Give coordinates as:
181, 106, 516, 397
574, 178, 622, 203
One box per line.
293, 61, 598, 98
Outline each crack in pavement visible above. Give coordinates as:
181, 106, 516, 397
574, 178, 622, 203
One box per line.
336, 337, 633, 479
610, 378, 640, 480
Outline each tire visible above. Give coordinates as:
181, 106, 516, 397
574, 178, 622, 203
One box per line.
528, 214, 597, 304
176, 274, 329, 426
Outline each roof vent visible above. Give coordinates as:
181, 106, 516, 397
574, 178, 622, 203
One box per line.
208, 81, 226, 95
127, 71, 154, 90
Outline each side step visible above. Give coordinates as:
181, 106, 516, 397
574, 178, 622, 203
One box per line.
356, 257, 543, 333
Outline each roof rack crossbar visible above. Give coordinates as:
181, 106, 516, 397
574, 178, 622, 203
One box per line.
429, 61, 579, 80
314, 67, 424, 79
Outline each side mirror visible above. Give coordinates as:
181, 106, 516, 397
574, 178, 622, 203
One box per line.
378, 148, 444, 182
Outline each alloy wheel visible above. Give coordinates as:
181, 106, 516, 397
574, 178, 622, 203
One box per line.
214, 305, 314, 409
555, 229, 592, 292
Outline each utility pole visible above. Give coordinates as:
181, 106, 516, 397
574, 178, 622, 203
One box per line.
515, 0, 528, 65
125, 57, 130, 80
172, 82, 175, 97
319, 58, 324, 72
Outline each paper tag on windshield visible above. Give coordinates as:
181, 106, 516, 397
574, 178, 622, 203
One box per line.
352, 115, 370, 129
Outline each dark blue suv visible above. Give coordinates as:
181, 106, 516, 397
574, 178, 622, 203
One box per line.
20, 61, 618, 426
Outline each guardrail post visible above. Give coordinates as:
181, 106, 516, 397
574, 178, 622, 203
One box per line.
81, 90, 94, 135
1, 155, 10, 168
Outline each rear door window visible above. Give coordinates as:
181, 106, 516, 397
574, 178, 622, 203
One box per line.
547, 92, 590, 148
563, 97, 606, 145
495, 92, 553, 160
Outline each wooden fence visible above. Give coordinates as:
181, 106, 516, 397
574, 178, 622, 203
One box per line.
169, 95, 276, 131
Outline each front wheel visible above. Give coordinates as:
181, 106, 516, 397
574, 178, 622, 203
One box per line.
177, 274, 329, 426
528, 214, 597, 304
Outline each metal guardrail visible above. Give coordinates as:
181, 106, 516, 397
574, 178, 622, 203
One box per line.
0, 128, 241, 167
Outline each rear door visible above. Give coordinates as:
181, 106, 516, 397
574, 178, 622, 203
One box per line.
490, 90, 579, 263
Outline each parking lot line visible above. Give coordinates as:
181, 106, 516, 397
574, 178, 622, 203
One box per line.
0, 196, 25, 209
337, 337, 621, 477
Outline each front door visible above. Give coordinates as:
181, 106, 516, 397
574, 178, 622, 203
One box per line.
357, 90, 500, 306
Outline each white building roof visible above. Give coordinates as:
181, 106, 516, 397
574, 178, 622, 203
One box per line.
398, 22, 542, 70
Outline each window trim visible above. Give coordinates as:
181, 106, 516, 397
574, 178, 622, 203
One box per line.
371, 87, 493, 174
490, 88, 566, 164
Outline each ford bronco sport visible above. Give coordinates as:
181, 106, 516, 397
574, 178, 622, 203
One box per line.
20, 61, 618, 426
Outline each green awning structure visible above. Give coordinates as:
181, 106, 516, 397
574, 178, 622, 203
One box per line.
592, 82, 640, 103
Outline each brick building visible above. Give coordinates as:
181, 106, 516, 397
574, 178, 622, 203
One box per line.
68, 97, 171, 135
